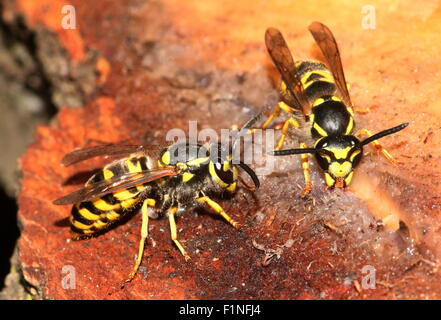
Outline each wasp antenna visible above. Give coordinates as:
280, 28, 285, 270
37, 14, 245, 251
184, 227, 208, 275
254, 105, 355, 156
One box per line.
268, 148, 320, 156
358, 123, 409, 148
239, 162, 260, 190
232, 108, 268, 152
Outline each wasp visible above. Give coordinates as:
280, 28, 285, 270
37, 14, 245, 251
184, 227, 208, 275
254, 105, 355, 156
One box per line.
53, 113, 261, 284
262, 22, 408, 194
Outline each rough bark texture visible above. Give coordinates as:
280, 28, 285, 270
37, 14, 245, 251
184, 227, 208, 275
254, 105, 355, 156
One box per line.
11, 0, 441, 299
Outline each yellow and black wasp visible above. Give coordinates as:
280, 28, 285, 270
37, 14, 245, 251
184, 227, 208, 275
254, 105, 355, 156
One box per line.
53, 113, 261, 284
262, 22, 408, 194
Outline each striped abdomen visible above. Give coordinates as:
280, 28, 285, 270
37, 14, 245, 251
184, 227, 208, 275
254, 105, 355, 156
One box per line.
295, 61, 337, 103
70, 154, 153, 238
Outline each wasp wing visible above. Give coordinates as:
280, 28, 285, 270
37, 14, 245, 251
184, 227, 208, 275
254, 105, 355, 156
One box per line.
61, 143, 166, 166
61, 144, 144, 166
308, 21, 353, 107
265, 27, 311, 115
53, 166, 178, 205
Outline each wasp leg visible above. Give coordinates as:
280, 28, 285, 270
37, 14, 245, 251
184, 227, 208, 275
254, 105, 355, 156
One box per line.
356, 128, 402, 165
196, 196, 241, 229
347, 105, 370, 115
354, 107, 370, 114
275, 117, 301, 151
259, 104, 280, 130
263, 101, 295, 129
246, 101, 295, 134
299, 142, 312, 195
168, 207, 190, 261
124, 198, 155, 284
344, 82, 369, 114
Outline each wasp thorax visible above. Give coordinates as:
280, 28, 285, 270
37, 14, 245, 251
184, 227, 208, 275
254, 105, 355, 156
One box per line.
158, 143, 238, 191
163, 143, 209, 164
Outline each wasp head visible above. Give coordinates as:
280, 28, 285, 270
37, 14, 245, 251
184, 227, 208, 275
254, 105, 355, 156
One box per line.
314, 135, 363, 188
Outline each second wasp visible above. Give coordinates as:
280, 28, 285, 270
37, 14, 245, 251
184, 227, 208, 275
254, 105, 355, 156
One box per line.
261, 22, 408, 194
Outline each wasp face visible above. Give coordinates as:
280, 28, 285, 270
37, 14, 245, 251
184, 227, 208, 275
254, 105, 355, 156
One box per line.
314, 135, 362, 188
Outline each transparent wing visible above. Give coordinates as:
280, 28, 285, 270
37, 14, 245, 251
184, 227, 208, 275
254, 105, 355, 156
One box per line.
53, 166, 178, 205
61, 144, 144, 166
61, 143, 166, 166
308, 21, 352, 107
265, 27, 311, 115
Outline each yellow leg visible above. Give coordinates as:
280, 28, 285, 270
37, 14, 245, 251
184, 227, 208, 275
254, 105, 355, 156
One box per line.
299, 142, 312, 195
357, 128, 401, 165
354, 107, 370, 114
259, 105, 280, 130
261, 102, 284, 129
277, 101, 296, 114
275, 118, 301, 150
168, 207, 190, 261
266, 101, 296, 127
248, 101, 295, 134
124, 198, 155, 284
196, 196, 241, 229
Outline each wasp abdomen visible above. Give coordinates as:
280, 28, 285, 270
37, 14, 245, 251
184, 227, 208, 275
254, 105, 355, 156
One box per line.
298, 61, 337, 101
70, 155, 152, 238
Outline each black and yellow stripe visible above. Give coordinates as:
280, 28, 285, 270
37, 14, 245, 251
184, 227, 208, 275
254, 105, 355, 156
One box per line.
70, 155, 152, 238
55, 111, 262, 284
